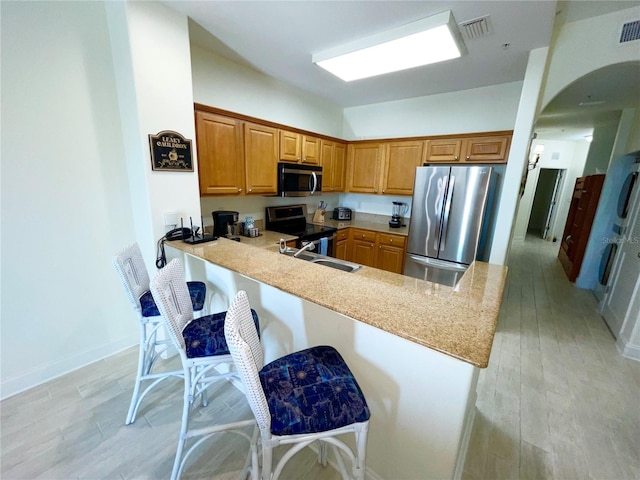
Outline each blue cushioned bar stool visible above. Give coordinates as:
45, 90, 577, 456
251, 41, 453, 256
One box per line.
224, 290, 370, 480
113, 243, 207, 425
151, 259, 260, 480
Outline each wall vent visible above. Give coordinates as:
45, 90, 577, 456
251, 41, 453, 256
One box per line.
458, 15, 493, 40
620, 19, 640, 43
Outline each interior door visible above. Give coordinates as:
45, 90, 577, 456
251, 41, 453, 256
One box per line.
543, 170, 564, 239
602, 169, 640, 338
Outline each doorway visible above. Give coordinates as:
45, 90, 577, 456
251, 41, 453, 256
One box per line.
527, 168, 564, 240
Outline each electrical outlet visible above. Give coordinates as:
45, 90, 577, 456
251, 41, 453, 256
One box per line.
164, 211, 178, 229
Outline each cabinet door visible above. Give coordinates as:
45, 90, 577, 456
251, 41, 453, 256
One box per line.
376, 245, 405, 274
279, 129, 301, 162
195, 111, 245, 195
352, 240, 376, 267
302, 135, 320, 165
320, 140, 334, 193
347, 143, 383, 193
335, 240, 348, 260
244, 122, 278, 195
333, 142, 346, 192
382, 141, 423, 195
462, 136, 510, 163
423, 139, 462, 163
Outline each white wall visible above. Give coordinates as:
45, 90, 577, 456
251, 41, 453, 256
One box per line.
106, 1, 202, 266
343, 82, 522, 140
541, 6, 640, 111
583, 120, 622, 176
1, 1, 137, 398
513, 139, 589, 243
191, 45, 344, 138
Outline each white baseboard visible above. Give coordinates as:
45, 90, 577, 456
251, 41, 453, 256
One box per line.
1, 335, 137, 400
617, 334, 640, 361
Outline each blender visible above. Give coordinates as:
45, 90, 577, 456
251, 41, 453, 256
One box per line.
389, 201, 408, 228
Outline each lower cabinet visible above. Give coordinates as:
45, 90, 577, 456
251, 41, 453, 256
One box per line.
345, 228, 406, 274
335, 229, 349, 260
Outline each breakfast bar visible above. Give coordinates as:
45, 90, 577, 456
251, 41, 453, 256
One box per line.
167, 235, 507, 479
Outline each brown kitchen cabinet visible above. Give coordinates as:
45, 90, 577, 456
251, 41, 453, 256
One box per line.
334, 228, 349, 260
243, 122, 278, 195
279, 130, 320, 165
376, 233, 406, 274
321, 140, 346, 192
558, 174, 605, 282
346, 143, 384, 194
381, 141, 424, 195
195, 111, 245, 195
347, 228, 406, 274
462, 135, 510, 163
423, 138, 464, 163
423, 134, 511, 164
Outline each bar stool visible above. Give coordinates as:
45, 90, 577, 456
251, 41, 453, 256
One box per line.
150, 259, 260, 480
113, 242, 207, 425
224, 290, 370, 480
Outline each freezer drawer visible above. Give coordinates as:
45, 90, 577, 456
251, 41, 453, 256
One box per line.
403, 254, 468, 287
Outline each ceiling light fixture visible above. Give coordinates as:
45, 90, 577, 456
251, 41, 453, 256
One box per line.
312, 11, 467, 82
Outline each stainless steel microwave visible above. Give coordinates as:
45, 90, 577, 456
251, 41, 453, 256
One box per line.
277, 163, 322, 197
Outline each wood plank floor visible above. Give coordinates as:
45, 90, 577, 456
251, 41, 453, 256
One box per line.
463, 236, 640, 480
2, 236, 639, 479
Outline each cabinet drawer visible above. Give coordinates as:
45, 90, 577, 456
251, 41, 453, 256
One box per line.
378, 233, 406, 248
336, 229, 349, 241
351, 229, 376, 242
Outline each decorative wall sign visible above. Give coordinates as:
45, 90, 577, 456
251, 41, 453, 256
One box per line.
148, 130, 193, 171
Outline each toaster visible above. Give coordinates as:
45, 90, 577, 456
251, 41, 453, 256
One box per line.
332, 207, 352, 221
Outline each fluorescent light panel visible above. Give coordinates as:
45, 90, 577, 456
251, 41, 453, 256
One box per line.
313, 11, 466, 82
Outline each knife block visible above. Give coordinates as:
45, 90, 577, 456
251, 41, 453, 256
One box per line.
312, 209, 325, 224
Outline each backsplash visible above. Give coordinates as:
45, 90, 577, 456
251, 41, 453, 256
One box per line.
200, 193, 412, 228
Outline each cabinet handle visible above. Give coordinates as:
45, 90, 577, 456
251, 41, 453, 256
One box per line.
466, 155, 470, 160
249, 188, 253, 193
238, 188, 243, 193
374, 189, 378, 193
454, 156, 458, 161
389, 239, 393, 243
382, 189, 385, 193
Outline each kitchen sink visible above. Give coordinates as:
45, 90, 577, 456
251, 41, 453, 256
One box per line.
280, 248, 362, 273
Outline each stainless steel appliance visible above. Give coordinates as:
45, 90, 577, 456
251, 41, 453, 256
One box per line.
266, 204, 337, 256
404, 165, 492, 286
277, 163, 322, 197
212, 210, 240, 240
332, 207, 352, 221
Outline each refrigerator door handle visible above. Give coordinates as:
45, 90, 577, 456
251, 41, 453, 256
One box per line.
440, 175, 455, 251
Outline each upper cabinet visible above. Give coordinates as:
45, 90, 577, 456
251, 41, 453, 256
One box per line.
423, 134, 511, 164
279, 130, 320, 165
381, 141, 424, 195
346, 143, 384, 194
346, 140, 423, 196
463, 136, 510, 163
243, 122, 278, 195
423, 138, 463, 163
195, 111, 245, 195
321, 139, 346, 193
194, 104, 512, 197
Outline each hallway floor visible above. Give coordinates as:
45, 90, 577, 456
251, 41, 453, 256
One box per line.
463, 236, 640, 479
2, 237, 639, 479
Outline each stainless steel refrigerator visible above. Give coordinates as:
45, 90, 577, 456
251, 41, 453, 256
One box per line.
404, 165, 492, 286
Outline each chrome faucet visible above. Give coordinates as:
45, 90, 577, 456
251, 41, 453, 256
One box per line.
293, 241, 315, 258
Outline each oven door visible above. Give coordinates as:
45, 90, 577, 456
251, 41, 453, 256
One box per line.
278, 163, 323, 197
299, 234, 336, 257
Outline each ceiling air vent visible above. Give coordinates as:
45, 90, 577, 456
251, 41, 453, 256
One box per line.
620, 20, 640, 43
458, 15, 494, 40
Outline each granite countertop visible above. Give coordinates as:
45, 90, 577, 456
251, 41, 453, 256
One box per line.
168, 232, 506, 368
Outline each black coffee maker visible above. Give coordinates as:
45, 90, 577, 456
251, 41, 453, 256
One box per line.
212, 210, 240, 239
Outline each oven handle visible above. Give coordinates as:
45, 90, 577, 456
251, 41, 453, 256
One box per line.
302, 233, 337, 246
